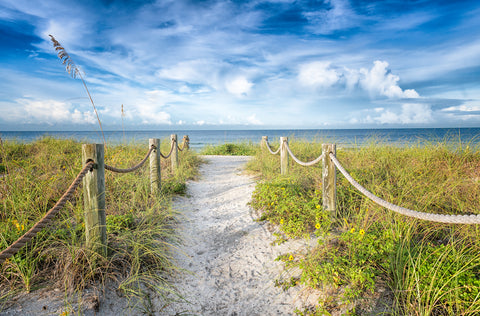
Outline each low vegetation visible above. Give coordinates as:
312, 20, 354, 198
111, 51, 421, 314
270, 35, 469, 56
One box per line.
248, 138, 480, 315
200, 141, 259, 156
0, 137, 201, 313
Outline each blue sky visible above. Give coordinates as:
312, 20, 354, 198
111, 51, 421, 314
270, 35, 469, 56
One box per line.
0, 0, 479, 130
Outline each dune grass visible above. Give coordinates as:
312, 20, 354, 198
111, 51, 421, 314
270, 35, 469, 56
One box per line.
0, 137, 201, 312
200, 141, 259, 156
248, 136, 480, 315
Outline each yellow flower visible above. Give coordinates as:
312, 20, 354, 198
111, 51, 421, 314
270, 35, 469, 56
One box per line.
21, 224, 25, 231
316, 205, 320, 209
315, 223, 321, 230
350, 227, 355, 234
281, 187, 285, 190
359, 229, 365, 236
270, 202, 274, 206
288, 255, 294, 261
15, 223, 20, 231
280, 218, 284, 225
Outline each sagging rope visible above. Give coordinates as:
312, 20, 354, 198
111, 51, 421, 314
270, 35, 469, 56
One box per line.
160, 141, 176, 159
0, 161, 94, 263
284, 141, 324, 166
177, 136, 189, 152
329, 153, 480, 224
105, 145, 155, 173
265, 139, 281, 155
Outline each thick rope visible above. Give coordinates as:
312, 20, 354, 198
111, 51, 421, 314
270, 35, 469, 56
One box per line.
285, 142, 324, 166
160, 141, 175, 159
0, 161, 94, 263
177, 142, 186, 152
265, 139, 281, 155
105, 145, 155, 173
329, 153, 480, 224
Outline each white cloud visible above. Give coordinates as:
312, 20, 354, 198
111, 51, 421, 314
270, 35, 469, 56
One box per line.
439, 101, 480, 121
441, 103, 480, 112
195, 120, 206, 125
374, 103, 433, 124
359, 61, 419, 99
298, 60, 419, 100
4, 98, 96, 124
133, 90, 172, 125
246, 113, 262, 125
298, 61, 340, 88
225, 76, 253, 96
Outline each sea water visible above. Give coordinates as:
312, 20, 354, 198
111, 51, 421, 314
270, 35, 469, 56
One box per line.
1, 128, 480, 151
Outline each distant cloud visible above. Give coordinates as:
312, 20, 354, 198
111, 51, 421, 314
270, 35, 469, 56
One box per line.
297, 60, 419, 99
298, 62, 339, 88
358, 61, 419, 99
374, 103, 433, 124
440, 101, 480, 120
2, 98, 96, 124
225, 76, 253, 96
246, 113, 262, 125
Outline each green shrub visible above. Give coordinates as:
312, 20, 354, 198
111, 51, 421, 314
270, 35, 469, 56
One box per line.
201, 142, 258, 156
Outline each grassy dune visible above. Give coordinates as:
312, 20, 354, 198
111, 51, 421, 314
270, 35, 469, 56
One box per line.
247, 137, 480, 315
0, 137, 201, 312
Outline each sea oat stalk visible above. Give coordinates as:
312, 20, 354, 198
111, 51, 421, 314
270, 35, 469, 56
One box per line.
49, 35, 107, 150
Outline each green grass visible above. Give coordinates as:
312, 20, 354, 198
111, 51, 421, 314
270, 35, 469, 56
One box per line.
0, 137, 201, 312
248, 137, 480, 315
200, 142, 259, 156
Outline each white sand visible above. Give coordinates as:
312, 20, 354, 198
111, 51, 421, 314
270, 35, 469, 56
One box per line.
162, 155, 319, 315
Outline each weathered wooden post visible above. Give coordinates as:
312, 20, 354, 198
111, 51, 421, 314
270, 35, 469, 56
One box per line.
182, 135, 190, 150
149, 138, 161, 194
171, 134, 178, 173
280, 137, 288, 175
82, 144, 107, 256
322, 144, 336, 213
261, 136, 268, 149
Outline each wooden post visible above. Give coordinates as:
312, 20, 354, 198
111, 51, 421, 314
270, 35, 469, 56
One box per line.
82, 144, 107, 256
261, 136, 268, 149
171, 134, 178, 173
280, 137, 288, 175
149, 138, 161, 194
322, 144, 336, 213
182, 135, 190, 150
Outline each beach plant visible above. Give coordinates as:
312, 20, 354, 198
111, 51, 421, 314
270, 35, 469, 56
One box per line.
49, 35, 107, 149
248, 137, 480, 315
200, 141, 259, 156
0, 137, 201, 312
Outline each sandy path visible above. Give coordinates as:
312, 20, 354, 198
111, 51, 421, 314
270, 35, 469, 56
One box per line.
163, 155, 318, 315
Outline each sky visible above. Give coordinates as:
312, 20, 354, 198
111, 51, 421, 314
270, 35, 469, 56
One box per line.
0, 0, 479, 131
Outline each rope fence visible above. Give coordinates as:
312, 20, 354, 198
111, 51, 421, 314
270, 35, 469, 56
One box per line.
105, 145, 155, 173
262, 136, 480, 225
0, 134, 189, 263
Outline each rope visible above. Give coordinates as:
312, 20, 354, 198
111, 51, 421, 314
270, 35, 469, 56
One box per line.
265, 139, 280, 155
177, 142, 186, 152
329, 153, 480, 224
0, 161, 94, 263
105, 145, 155, 173
160, 141, 175, 159
285, 142, 324, 166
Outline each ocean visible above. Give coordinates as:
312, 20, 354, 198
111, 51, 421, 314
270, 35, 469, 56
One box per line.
1, 128, 480, 151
